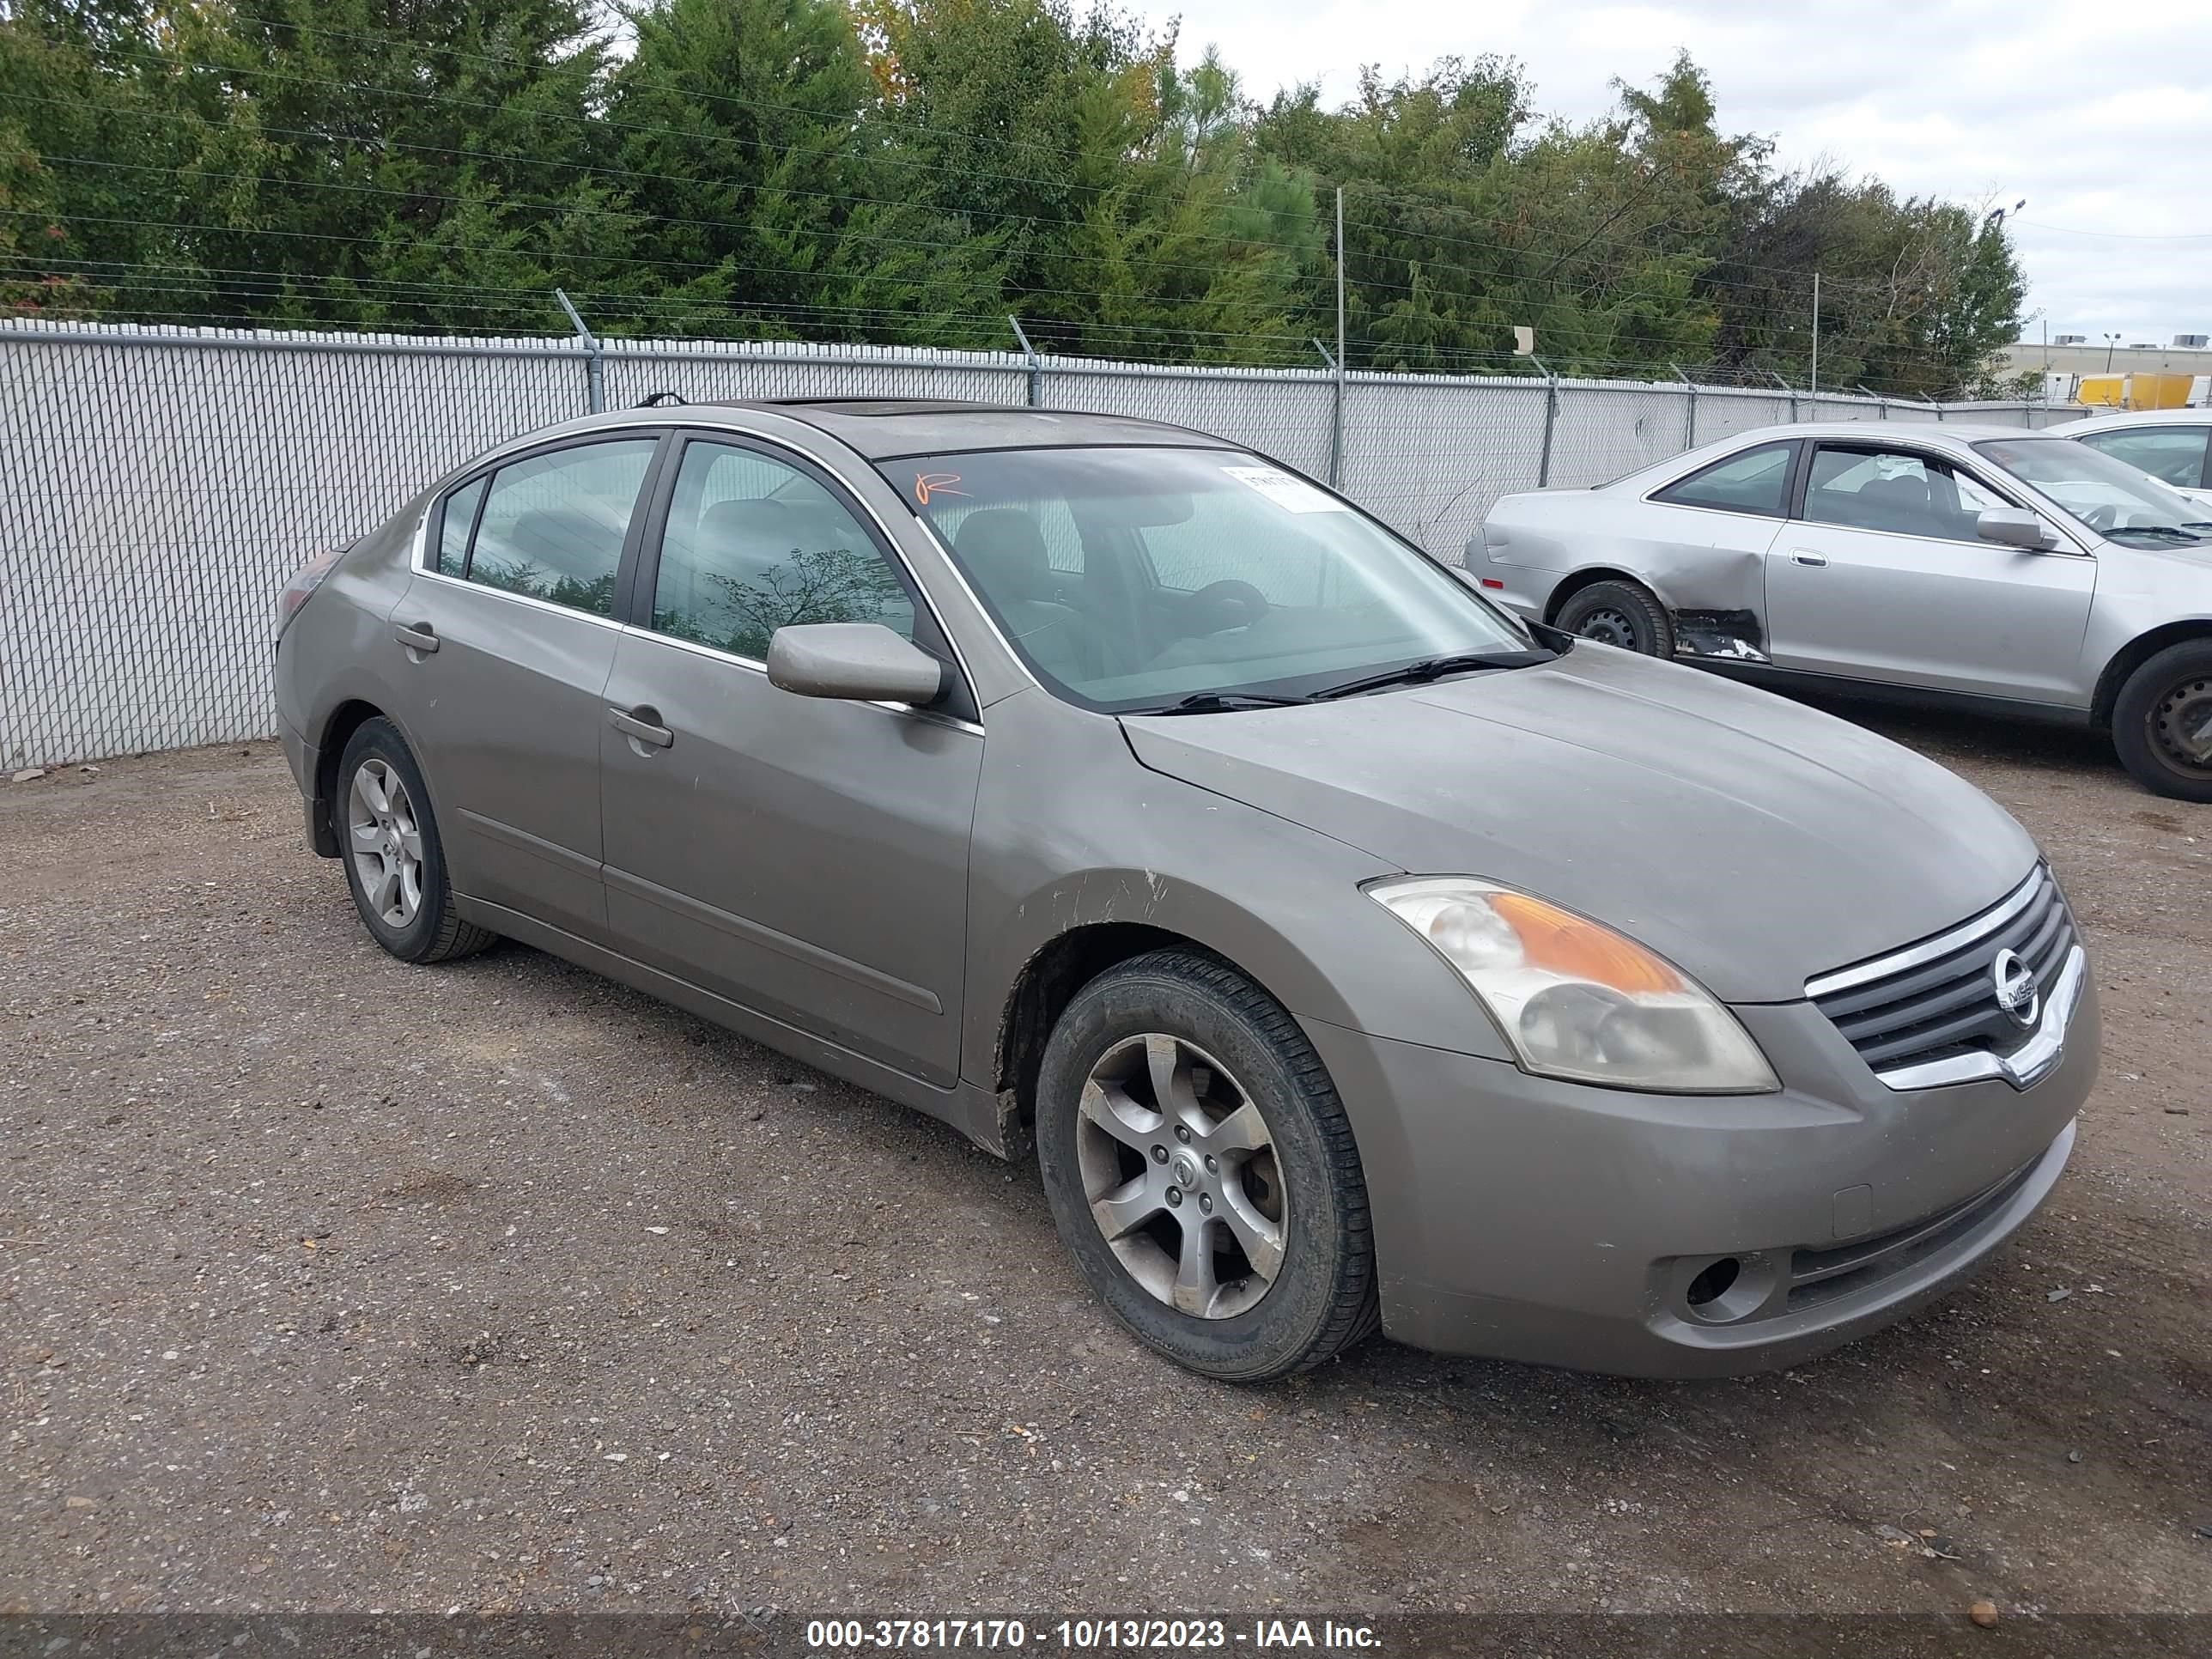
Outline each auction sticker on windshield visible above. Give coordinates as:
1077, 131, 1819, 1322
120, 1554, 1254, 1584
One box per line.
1221, 465, 1346, 514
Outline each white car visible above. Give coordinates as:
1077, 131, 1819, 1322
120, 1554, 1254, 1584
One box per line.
2061, 409, 2212, 510
1471, 422, 2212, 800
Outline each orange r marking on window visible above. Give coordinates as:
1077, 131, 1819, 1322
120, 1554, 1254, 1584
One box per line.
915, 471, 967, 505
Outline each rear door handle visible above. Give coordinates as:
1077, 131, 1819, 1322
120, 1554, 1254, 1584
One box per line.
1789, 550, 1828, 568
608, 705, 674, 750
393, 622, 440, 653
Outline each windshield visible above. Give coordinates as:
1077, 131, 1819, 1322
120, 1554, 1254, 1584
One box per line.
1974, 437, 2212, 546
885, 446, 1541, 711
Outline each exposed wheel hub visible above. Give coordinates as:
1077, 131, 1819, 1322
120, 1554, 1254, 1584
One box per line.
1073, 1033, 1287, 1321
2153, 676, 2212, 772
1577, 607, 1638, 648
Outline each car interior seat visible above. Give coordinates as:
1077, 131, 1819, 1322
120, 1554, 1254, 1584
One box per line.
954, 508, 1096, 682
1856, 472, 1939, 538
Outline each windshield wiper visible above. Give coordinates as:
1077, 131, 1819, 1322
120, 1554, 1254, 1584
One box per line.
1310, 649, 1556, 701
1138, 690, 1316, 715
2106, 524, 2210, 544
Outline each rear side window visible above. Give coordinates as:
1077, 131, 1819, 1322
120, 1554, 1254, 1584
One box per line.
465, 440, 659, 617
435, 477, 485, 577
1653, 441, 1796, 517
2076, 427, 2211, 490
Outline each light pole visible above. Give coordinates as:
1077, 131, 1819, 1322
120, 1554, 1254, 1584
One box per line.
2104, 332, 2123, 373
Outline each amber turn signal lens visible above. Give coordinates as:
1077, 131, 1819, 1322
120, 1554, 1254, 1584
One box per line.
1487, 892, 1685, 995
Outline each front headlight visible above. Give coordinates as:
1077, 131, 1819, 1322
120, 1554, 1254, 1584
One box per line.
1366, 877, 1779, 1094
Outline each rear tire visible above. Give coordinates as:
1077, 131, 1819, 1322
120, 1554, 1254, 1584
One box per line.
335, 718, 497, 963
1555, 580, 1674, 656
1035, 949, 1379, 1382
2112, 641, 2212, 802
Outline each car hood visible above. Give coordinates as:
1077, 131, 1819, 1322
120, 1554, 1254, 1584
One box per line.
1121, 646, 2039, 1003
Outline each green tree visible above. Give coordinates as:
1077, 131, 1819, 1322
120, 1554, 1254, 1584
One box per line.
609, 0, 1002, 343
161, 0, 643, 330
860, 0, 1316, 360
0, 0, 198, 314
0, 2, 2026, 388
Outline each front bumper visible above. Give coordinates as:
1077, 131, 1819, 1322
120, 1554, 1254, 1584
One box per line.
1301, 972, 2098, 1377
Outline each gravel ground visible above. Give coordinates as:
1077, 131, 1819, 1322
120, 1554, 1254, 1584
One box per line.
2, 703, 2207, 1620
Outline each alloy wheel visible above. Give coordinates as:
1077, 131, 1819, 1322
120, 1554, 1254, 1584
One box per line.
348, 757, 424, 927
1074, 1033, 1286, 1320
2152, 675, 2212, 775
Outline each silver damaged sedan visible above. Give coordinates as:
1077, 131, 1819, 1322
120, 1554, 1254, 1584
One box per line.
1474, 422, 2212, 800
274, 400, 2097, 1381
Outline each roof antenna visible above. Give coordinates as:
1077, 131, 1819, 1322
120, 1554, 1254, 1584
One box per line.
637, 390, 686, 408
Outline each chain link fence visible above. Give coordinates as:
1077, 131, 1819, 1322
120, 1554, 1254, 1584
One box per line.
0, 319, 2085, 769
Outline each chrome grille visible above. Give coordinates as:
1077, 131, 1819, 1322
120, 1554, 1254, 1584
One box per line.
1808, 867, 2077, 1082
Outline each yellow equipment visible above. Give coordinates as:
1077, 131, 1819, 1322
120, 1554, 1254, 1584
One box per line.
2076, 372, 2194, 410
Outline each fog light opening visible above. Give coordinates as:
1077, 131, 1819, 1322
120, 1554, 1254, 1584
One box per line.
1686, 1256, 1741, 1309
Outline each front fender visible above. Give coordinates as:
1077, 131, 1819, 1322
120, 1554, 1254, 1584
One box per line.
958, 690, 1514, 1096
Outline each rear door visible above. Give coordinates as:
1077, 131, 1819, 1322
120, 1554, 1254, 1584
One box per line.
388, 434, 665, 939
598, 433, 982, 1087
1763, 441, 2096, 704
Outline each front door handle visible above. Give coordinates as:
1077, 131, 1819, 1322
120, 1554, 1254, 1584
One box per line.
608, 705, 674, 750
1789, 550, 1828, 568
393, 622, 440, 653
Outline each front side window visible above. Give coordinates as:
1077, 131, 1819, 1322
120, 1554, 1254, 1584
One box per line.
2076, 427, 2211, 490
466, 439, 659, 617
888, 446, 1538, 712
650, 441, 915, 659
1653, 441, 1796, 516
1802, 447, 2007, 544
1975, 436, 2212, 546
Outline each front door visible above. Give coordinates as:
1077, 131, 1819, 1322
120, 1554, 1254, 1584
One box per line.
1763, 441, 2096, 704
599, 434, 982, 1087
389, 434, 665, 939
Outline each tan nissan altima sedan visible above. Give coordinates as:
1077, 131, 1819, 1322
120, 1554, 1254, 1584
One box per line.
273, 398, 2096, 1382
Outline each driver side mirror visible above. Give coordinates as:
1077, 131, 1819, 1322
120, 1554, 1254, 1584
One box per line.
765, 623, 949, 707
1977, 507, 2059, 551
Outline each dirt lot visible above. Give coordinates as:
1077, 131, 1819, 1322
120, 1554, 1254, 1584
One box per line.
2, 703, 2207, 1620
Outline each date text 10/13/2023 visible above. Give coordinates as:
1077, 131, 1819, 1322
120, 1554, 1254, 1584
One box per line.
804, 1619, 1382, 1651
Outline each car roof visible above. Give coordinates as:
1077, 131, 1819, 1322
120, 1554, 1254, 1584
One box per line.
636, 398, 1239, 460
1608, 421, 2060, 489
1727, 420, 2056, 444
2058, 408, 2212, 433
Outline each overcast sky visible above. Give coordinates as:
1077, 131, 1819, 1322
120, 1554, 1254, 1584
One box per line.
1136, 0, 2212, 346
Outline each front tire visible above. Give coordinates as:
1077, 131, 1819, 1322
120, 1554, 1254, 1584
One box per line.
1555, 579, 1674, 656
1035, 949, 1378, 1381
2112, 641, 2212, 802
335, 718, 497, 963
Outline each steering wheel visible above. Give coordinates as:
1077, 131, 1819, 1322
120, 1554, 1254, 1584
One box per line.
1182, 579, 1271, 635
2083, 503, 2118, 532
